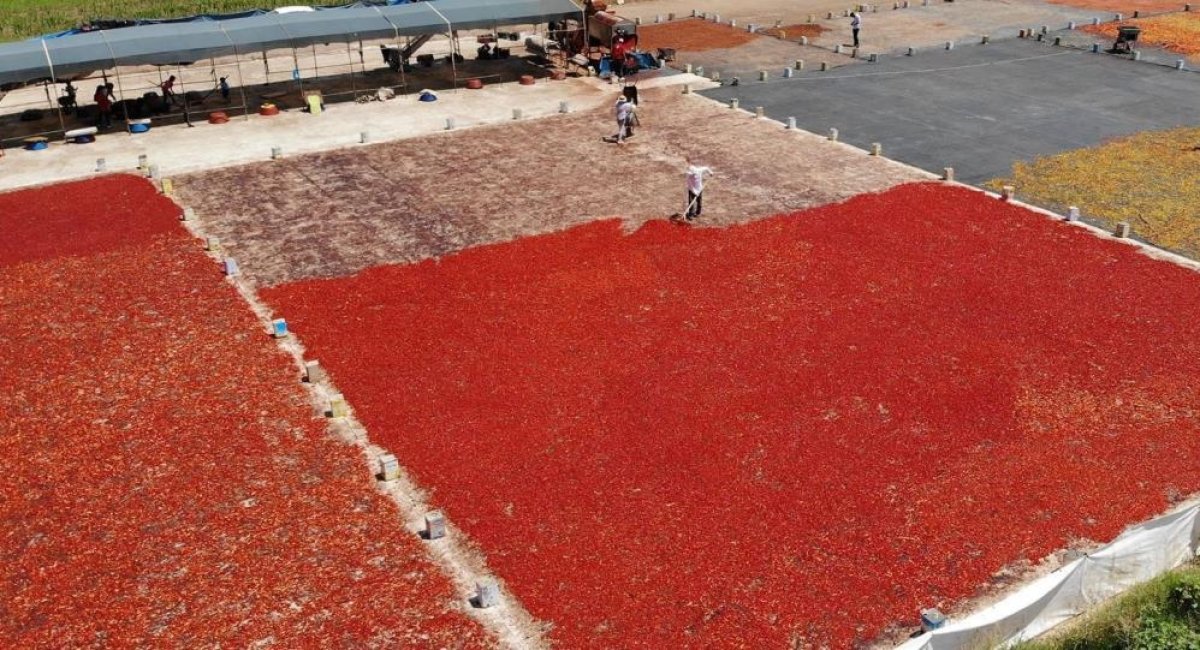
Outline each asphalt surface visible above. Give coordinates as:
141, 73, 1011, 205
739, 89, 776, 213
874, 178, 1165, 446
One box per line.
700, 38, 1200, 184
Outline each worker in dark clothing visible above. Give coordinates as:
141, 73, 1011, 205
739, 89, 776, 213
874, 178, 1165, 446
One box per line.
93, 84, 112, 128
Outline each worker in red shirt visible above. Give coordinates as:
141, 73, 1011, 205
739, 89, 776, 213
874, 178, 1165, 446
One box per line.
160, 75, 179, 107
611, 33, 628, 78
93, 84, 112, 128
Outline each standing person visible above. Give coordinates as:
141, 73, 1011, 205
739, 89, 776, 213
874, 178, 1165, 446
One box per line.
612, 96, 633, 144
219, 76, 231, 103
160, 75, 179, 107
850, 12, 862, 48
93, 84, 112, 129
611, 32, 628, 79
684, 161, 713, 222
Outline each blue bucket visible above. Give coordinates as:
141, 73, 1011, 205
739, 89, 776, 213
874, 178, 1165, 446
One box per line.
25, 140, 48, 151
129, 123, 150, 134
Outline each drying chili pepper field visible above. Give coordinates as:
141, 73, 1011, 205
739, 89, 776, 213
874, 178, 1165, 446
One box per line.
989, 125, 1200, 260
263, 182, 1200, 648
0, 175, 491, 648
1083, 11, 1200, 60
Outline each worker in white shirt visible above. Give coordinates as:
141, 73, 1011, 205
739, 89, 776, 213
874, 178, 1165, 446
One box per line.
613, 96, 634, 143
684, 161, 713, 221
851, 12, 861, 48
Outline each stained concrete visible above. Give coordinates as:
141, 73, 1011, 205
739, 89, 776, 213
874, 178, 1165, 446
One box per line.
700, 38, 1200, 184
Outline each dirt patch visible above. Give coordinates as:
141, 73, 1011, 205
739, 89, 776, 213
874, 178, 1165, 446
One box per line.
764, 23, 828, 39
637, 18, 761, 52
174, 87, 922, 287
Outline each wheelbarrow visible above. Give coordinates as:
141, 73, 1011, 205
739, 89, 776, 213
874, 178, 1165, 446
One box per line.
1112, 25, 1140, 54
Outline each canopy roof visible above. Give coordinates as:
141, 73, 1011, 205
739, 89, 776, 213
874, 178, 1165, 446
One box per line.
0, 0, 582, 85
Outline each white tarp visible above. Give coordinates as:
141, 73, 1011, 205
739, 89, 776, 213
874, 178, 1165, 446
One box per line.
896, 503, 1200, 650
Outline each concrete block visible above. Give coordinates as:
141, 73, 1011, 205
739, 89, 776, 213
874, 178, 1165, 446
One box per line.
270, 146, 282, 160
147, 164, 160, 179
784, 67, 794, 78
800, 35, 809, 45
1115, 222, 1131, 238
1092, 42, 1101, 53
942, 167, 955, 181
1040, 25, 1048, 34
682, 84, 692, 94
834, 44, 843, 53
685, 63, 693, 74
1068, 21, 1076, 29
271, 318, 288, 338
223, 257, 239, 276
1177, 59, 1187, 70
160, 178, 173, 196
907, 46, 916, 56
755, 106, 765, 118
1132, 50, 1141, 61
711, 71, 721, 81
945, 41, 954, 50
730, 98, 739, 109
137, 153, 149, 170
1054, 36, 1062, 46
759, 70, 769, 81
95, 158, 106, 172
655, 14, 662, 23
377, 453, 400, 481
559, 101, 570, 113
921, 608, 948, 631
868, 53, 879, 62
1092, 17, 1100, 25
695, 65, 704, 77
1067, 206, 1080, 221
475, 580, 500, 608
827, 11, 834, 19
512, 108, 523, 120
828, 127, 839, 141
181, 207, 195, 221
635, 16, 642, 25
360, 131, 370, 143
668, 12, 675, 20
425, 511, 446, 539
851, 47, 859, 58
329, 393, 348, 418
820, 61, 829, 71
787, 117, 797, 129
205, 236, 221, 252
870, 142, 882, 156
795, 59, 806, 70
1001, 185, 1015, 201
445, 117, 455, 130
303, 359, 325, 383
730, 19, 736, 27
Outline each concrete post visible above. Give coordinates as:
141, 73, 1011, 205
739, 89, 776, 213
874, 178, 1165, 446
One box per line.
329, 393, 348, 418
1001, 185, 1015, 201
759, 70, 769, 81
559, 101, 570, 113
378, 453, 400, 481
755, 106, 765, 118
223, 257, 239, 276
870, 143, 882, 156
512, 108, 522, 120
683, 84, 692, 94
787, 117, 797, 129
907, 46, 916, 55
205, 236, 220, 252
303, 360, 325, 383
360, 131, 370, 144
1177, 59, 1186, 70
800, 36, 809, 45
945, 41, 954, 50
829, 127, 839, 141
1067, 206, 1080, 221
95, 158, 106, 172
795, 59, 806, 70
784, 67, 794, 78
475, 581, 500, 608
942, 167, 954, 181
820, 61, 829, 71
271, 146, 282, 160
137, 153, 148, 170
181, 207, 195, 221
425, 511, 446, 539
1115, 222, 1131, 238
445, 117, 455, 130
730, 98, 739, 109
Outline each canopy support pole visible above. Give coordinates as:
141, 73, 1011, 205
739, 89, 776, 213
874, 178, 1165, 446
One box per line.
39, 40, 67, 136
425, 3, 456, 91
218, 24, 253, 122
346, 41, 357, 100
176, 64, 193, 127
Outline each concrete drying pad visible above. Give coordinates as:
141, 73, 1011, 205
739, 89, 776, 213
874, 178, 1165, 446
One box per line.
700, 38, 1200, 184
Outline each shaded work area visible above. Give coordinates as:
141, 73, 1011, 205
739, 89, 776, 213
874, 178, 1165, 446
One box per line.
701, 39, 1200, 184
0, 0, 583, 148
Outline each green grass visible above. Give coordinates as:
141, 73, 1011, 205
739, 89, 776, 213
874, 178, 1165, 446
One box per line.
1012, 563, 1200, 650
0, 1, 307, 42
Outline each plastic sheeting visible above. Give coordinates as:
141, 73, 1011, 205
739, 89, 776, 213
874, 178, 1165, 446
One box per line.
896, 503, 1200, 650
0, 0, 583, 85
